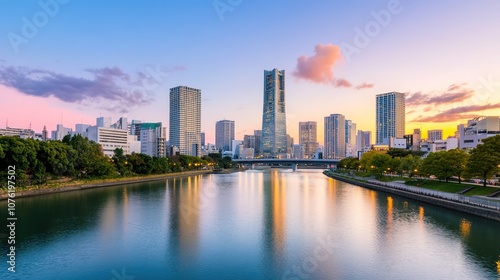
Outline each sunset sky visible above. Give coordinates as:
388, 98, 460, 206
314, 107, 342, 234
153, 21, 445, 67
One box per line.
1, 0, 500, 145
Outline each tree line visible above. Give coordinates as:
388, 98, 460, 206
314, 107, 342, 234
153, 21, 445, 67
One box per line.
338, 135, 500, 187
0, 135, 235, 188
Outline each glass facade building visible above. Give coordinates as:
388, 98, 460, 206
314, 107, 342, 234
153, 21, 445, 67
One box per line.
299, 121, 318, 159
261, 69, 287, 157
376, 92, 405, 144
215, 120, 235, 152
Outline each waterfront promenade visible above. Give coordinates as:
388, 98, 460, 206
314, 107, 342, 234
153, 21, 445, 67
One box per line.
324, 170, 500, 222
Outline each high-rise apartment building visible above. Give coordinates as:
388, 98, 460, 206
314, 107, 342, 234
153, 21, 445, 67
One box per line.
427, 129, 443, 142
376, 92, 405, 144
345, 120, 357, 157
200, 132, 205, 147
169, 86, 201, 157
261, 68, 287, 158
215, 120, 235, 152
299, 121, 318, 158
254, 130, 262, 156
356, 130, 372, 152
324, 114, 346, 159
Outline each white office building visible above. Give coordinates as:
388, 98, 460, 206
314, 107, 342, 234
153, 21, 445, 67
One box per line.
87, 126, 130, 157
420, 137, 459, 154
458, 116, 500, 150
427, 129, 443, 142
51, 124, 72, 140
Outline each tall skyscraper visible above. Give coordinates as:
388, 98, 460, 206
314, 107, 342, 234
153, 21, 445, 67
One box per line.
200, 132, 205, 147
215, 120, 235, 152
261, 68, 287, 158
324, 114, 346, 159
345, 120, 357, 157
286, 134, 294, 155
299, 121, 318, 158
254, 130, 262, 156
427, 129, 443, 142
376, 92, 405, 144
169, 86, 201, 157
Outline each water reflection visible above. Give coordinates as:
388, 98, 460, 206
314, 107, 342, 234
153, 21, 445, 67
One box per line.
497, 256, 500, 275
387, 196, 393, 234
419, 206, 425, 221
1, 170, 500, 280
167, 176, 201, 269
460, 218, 471, 239
263, 170, 287, 270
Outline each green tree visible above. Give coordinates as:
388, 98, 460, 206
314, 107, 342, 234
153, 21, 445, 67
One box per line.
113, 148, 133, 176
390, 157, 402, 176
339, 157, 361, 170
465, 135, 500, 187
399, 155, 422, 178
38, 140, 74, 177
151, 157, 170, 174
387, 148, 426, 158
360, 150, 382, 172
371, 153, 393, 176
441, 149, 469, 183
127, 153, 154, 175
0, 137, 38, 186
421, 151, 445, 180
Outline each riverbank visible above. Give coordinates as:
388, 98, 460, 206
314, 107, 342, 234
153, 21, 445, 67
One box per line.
324, 171, 500, 222
0, 170, 211, 201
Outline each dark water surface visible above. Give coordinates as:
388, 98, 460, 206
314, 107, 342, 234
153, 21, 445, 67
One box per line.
1, 169, 499, 279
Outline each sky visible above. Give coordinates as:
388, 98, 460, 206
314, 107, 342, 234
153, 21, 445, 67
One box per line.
1, 0, 500, 145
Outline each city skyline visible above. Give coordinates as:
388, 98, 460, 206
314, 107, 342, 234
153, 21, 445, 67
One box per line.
1, 1, 500, 145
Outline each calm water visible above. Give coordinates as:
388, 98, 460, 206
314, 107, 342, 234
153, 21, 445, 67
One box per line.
1, 169, 500, 280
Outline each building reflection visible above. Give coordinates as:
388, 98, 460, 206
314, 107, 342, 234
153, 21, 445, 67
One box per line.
459, 218, 471, 239
263, 170, 287, 268
386, 196, 393, 235
167, 176, 201, 267
419, 206, 425, 221
497, 255, 500, 275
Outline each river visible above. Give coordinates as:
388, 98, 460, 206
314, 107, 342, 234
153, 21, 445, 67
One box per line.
1, 169, 499, 279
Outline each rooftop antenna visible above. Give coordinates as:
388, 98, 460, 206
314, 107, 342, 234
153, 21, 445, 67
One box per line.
6, 118, 8, 129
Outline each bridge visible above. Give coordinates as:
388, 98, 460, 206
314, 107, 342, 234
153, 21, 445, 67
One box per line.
233, 158, 340, 171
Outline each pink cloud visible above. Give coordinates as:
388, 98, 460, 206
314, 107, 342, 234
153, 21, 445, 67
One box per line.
293, 44, 343, 83
406, 84, 474, 107
354, 83, 374, 90
334, 78, 352, 88
411, 103, 500, 122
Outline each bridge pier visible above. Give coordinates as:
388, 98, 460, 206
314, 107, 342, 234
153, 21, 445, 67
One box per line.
292, 163, 297, 172
251, 164, 255, 170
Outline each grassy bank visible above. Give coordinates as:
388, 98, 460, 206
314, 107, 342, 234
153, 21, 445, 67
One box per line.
405, 179, 499, 196
331, 170, 500, 197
